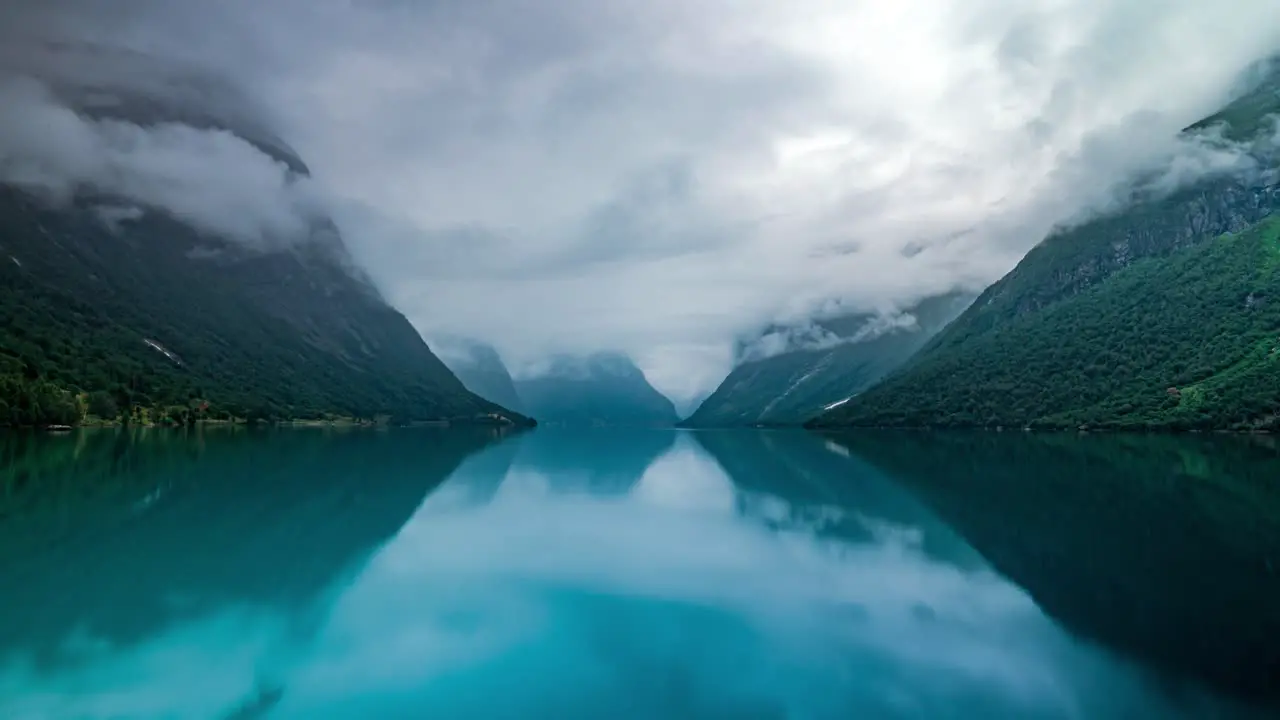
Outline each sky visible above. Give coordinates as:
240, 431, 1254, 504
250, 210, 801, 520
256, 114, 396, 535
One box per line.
3, 1, 1280, 404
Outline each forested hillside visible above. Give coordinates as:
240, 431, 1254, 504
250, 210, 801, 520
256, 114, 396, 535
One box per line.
817, 219, 1280, 430
0, 188, 523, 427
0, 48, 533, 428
813, 60, 1280, 431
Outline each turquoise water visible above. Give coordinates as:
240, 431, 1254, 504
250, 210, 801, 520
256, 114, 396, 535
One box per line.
1, 428, 1278, 719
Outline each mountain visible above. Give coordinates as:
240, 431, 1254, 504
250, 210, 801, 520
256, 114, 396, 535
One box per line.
813, 60, 1280, 432
683, 293, 973, 427
0, 51, 527, 427
514, 353, 678, 427
432, 337, 526, 415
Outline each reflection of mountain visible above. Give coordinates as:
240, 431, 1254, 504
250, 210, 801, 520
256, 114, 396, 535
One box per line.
511, 427, 677, 495
416, 427, 527, 508
830, 431, 1280, 710
0, 427, 507, 670
692, 430, 981, 566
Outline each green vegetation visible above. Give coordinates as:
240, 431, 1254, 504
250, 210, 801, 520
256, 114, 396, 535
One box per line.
813, 63, 1280, 432
0, 188, 525, 428
815, 218, 1280, 430
1185, 57, 1280, 142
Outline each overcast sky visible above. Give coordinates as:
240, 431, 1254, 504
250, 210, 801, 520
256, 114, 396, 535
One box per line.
4, 1, 1280, 403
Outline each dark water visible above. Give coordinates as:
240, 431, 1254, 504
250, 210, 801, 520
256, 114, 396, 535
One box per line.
1, 428, 1278, 719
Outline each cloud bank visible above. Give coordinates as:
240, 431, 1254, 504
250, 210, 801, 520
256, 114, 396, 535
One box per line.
3, 0, 1280, 402
0, 76, 322, 248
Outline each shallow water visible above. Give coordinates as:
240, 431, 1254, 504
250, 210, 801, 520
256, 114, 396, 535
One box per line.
1, 427, 1278, 719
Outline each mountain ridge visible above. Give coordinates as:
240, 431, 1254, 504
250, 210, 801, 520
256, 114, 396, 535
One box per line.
0, 57, 529, 427
515, 353, 678, 427
432, 337, 526, 415
683, 292, 974, 427
812, 62, 1280, 432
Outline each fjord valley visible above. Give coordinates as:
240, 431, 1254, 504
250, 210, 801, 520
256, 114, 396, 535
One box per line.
5, 3, 1280, 719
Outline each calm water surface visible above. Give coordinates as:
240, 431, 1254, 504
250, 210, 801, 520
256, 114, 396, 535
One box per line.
1, 427, 1278, 719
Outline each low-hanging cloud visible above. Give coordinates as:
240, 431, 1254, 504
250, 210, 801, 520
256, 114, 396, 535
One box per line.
738, 312, 922, 364
0, 74, 322, 248
4, 0, 1280, 403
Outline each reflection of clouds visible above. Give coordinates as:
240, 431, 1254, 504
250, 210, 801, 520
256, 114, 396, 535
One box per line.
0, 609, 290, 720
631, 441, 738, 514
0, 438, 1199, 719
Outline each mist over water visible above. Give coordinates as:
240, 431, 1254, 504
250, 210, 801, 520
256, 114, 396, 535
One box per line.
1, 428, 1276, 719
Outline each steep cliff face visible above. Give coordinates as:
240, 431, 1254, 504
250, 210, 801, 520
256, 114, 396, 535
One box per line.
814, 60, 1280, 431
515, 353, 678, 427
683, 293, 973, 427
0, 50, 525, 425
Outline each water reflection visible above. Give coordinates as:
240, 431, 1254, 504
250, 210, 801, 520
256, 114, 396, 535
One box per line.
0, 428, 503, 678
829, 431, 1280, 711
0, 428, 1275, 719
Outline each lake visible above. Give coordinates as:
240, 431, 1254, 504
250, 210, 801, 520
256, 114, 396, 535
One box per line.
1, 427, 1278, 719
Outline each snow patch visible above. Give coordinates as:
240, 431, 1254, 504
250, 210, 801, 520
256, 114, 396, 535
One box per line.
143, 338, 183, 366
823, 396, 853, 411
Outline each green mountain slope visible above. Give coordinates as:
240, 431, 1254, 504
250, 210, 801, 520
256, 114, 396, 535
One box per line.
0, 53, 530, 427
683, 293, 972, 427
0, 188, 526, 427
813, 62, 1280, 432
515, 353, 678, 427
818, 218, 1280, 430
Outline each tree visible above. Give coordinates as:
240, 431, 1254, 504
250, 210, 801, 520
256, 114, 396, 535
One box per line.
87, 391, 119, 420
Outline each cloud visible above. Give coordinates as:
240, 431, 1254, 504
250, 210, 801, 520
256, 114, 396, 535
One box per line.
0, 73, 322, 249
738, 312, 921, 364
3, 0, 1280, 402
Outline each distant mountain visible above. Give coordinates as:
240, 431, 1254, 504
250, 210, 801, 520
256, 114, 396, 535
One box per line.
813, 59, 1280, 431
683, 292, 974, 427
432, 337, 525, 414
0, 49, 527, 427
514, 353, 678, 427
